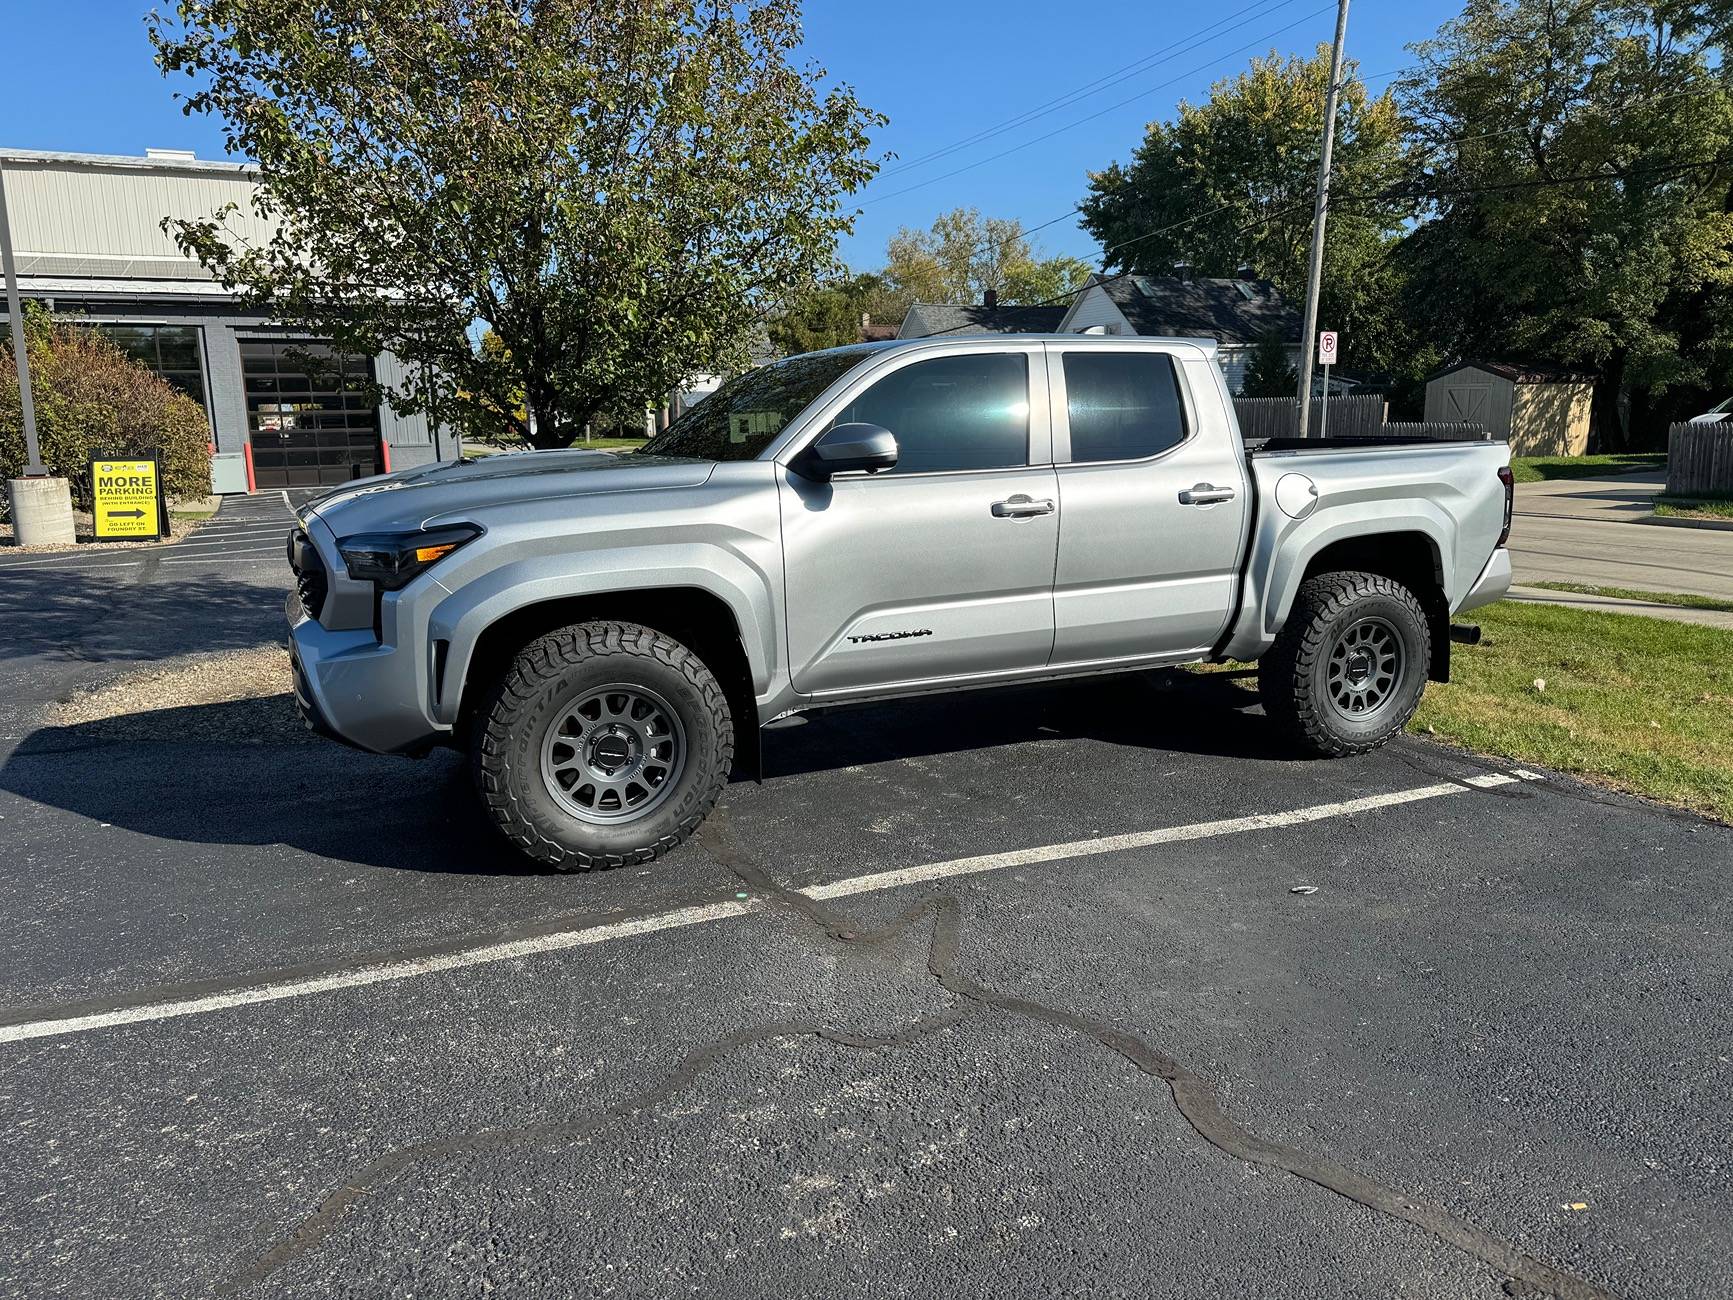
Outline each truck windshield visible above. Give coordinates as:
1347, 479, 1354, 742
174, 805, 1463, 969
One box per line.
642, 347, 878, 462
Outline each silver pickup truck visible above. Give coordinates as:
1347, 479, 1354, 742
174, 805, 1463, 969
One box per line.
288, 336, 1513, 868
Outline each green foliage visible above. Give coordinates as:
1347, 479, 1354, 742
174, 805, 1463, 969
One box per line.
1239, 332, 1299, 397
767, 273, 885, 354
150, 0, 884, 449
878, 207, 1092, 318
1, 305, 212, 509
1395, 0, 1733, 446
1078, 47, 1411, 374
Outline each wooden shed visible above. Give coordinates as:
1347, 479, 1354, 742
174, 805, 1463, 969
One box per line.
1424, 362, 1595, 455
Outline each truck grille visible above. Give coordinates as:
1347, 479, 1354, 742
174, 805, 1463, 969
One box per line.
288, 528, 328, 622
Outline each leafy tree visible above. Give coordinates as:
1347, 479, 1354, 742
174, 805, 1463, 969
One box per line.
767, 273, 885, 354
150, 0, 883, 449
1078, 47, 1411, 375
2, 304, 211, 508
1395, 0, 1733, 445
1239, 331, 1299, 397
878, 207, 1092, 317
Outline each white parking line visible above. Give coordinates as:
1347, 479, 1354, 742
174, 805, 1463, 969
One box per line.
0, 770, 1542, 1045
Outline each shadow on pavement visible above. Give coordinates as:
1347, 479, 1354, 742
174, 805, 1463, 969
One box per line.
0, 564, 286, 664
763, 668, 1284, 777
1, 669, 1281, 876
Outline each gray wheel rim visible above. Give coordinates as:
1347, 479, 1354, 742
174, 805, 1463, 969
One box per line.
1325, 616, 1404, 719
540, 684, 687, 824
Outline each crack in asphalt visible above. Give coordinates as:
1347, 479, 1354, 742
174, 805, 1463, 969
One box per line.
219, 807, 1619, 1300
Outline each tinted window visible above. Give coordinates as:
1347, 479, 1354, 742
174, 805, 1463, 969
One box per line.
1063, 352, 1187, 462
828, 353, 1029, 474
643, 348, 874, 462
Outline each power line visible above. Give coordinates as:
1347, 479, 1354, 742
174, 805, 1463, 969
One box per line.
920, 152, 1733, 338
858, 3, 1337, 208
878, 0, 1311, 179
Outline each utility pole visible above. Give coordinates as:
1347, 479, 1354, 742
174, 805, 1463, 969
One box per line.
1295, 0, 1350, 438
0, 161, 47, 476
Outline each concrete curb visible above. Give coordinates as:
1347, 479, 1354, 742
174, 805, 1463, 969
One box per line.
1635, 513, 1733, 532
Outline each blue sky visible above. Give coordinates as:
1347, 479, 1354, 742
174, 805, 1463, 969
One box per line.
2, 0, 1463, 271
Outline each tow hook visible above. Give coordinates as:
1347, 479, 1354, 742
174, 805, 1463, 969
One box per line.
1449, 623, 1483, 646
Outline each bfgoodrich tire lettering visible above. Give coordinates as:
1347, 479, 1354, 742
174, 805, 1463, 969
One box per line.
1259, 571, 1431, 757
472, 621, 733, 870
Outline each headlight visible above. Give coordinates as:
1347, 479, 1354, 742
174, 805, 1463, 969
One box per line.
337, 524, 482, 590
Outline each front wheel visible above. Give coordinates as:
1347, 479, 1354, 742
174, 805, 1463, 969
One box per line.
472, 621, 733, 869
1259, 571, 1431, 757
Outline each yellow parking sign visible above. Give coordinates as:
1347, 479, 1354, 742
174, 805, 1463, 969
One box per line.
91, 458, 166, 541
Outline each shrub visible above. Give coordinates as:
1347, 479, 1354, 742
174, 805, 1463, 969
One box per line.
1, 304, 212, 511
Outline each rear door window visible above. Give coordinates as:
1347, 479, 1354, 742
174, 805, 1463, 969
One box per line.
1062, 352, 1188, 463
828, 352, 1029, 474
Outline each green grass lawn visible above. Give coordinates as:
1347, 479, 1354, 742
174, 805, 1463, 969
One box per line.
1654, 496, 1733, 522
1412, 600, 1733, 822
1508, 452, 1667, 483
1526, 581, 1733, 614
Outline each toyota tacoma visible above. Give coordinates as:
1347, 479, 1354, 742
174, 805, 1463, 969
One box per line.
287, 336, 1513, 868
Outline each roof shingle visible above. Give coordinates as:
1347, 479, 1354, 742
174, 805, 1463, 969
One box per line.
1095, 275, 1298, 345
898, 302, 1069, 339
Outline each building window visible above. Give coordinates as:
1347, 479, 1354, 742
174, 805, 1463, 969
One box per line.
83, 323, 207, 406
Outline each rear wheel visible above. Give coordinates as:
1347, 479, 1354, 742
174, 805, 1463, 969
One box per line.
1259, 571, 1431, 757
472, 621, 733, 869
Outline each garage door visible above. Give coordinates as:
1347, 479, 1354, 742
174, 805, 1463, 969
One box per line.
243, 340, 382, 488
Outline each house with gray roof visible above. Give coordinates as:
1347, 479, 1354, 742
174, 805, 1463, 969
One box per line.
896, 290, 1068, 340
1055, 273, 1301, 394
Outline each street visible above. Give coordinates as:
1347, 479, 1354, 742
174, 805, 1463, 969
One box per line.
0, 500, 1728, 1300
1507, 471, 1733, 610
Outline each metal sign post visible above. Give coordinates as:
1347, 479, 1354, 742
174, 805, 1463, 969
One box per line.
0, 162, 47, 476
1317, 330, 1338, 439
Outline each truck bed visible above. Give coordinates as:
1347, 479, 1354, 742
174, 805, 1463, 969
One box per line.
1248, 435, 1501, 454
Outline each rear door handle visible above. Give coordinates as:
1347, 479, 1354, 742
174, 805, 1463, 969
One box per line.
1178, 483, 1236, 505
991, 495, 1055, 518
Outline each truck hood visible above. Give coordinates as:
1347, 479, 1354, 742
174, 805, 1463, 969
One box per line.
300, 449, 717, 535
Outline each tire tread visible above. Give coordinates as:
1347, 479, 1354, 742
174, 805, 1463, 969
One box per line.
471, 620, 734, 871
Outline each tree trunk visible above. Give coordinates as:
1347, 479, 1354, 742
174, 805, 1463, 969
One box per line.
1589, 351, 1629, 454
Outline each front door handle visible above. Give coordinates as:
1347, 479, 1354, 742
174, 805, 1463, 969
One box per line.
1178, 483, 1236, 505
991, 495, 1055, 518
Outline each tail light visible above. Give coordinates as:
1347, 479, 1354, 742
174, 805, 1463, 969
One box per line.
1496, 466, 1514, 546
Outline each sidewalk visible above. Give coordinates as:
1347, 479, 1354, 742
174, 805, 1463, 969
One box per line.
1505, 583, 1733, 630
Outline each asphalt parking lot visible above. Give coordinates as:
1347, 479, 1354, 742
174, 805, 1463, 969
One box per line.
1, 498, 1729, 1300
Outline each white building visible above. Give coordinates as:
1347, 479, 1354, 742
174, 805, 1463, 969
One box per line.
1, 147, 452, 493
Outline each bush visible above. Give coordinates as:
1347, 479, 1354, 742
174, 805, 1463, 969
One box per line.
1, 305, 211, 511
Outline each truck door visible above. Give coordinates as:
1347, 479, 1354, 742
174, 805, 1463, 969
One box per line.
778, 346, 1059, 697
1046, 344, 1249, 666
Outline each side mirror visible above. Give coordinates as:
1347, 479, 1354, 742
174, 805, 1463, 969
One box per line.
801, 422, 899, 478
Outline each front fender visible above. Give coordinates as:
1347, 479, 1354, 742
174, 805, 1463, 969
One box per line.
426, 541, 783, 729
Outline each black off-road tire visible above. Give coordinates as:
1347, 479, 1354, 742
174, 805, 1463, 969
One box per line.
1259, 571, 1431, 757
472, 621, 733, 870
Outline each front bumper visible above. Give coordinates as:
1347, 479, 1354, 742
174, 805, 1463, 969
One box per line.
1456, 547, 1512, 616
287, 588, 444, 756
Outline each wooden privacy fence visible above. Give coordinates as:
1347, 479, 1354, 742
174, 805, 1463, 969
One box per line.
1383, 421, 1492, 441
1667, 422, 1733, 497
1232, 395, 1387, 440
1231, 395, 1487, 442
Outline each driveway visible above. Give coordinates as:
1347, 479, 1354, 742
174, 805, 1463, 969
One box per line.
0, 499, 1728, 1300
1508, 470, 1733, 602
